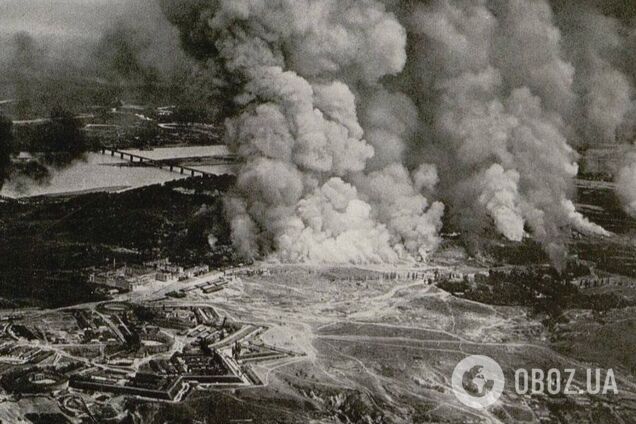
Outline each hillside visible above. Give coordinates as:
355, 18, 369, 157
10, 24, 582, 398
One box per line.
0, 175, 236, 307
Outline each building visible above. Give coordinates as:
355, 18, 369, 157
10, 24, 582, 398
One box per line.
90, 266, 157, 291
90, 261, 210, 291
91, 275, 129, 291
69, 374, 184, 401
156, 272, 178, 283
183, 265, 210, 278
144, 258, 171, 269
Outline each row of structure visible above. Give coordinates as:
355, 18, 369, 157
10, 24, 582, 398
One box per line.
89, 259, 210, 291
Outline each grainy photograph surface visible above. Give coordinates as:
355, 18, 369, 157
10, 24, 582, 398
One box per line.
0, 0, 635, 423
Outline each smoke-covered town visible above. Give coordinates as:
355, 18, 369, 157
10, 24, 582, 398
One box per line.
0, 0, 635, 423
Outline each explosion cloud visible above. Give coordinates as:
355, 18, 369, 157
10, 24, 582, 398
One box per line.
161, 0, 444, 263
398, 0, 623, 266
3, 0, 634, 267
158, 0, 636, 267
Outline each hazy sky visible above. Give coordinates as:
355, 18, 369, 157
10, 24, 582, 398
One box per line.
0, 0, 185, 75
0, 0, 161, 40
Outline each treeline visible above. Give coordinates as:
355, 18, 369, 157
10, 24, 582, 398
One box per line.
437, 267, 630, 325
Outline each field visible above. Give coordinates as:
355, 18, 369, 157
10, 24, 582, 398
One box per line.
129, 264, 635, 423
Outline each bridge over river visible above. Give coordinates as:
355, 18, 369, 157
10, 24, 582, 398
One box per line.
99, 148, 235, 177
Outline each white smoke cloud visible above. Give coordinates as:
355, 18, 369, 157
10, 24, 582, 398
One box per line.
224, 196, 259, 256
554, 3, 636, 217
9, 0, 636, 268
493, 0, 576, 114
210, 0, 406, 82
158, 0, 636, 268
353, 86, 445, 260
399, 0, 614, 267
616, 152, 636, 218
562, 198, 611, 236
478, 164, 525, 242
413, 164, 440, 194
276, 178, 399, 263
188, 0, 442, 263
559, 7, 634, 145
354, 164, 445, 261
359, 88, 419, 171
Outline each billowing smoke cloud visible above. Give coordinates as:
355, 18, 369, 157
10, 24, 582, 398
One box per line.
5, 0, 633, 266
554, 3, 634, 146
478, 164, 525, 242
157, 0, 636, 267
617, 152, 636, 218
161, 0, 443, 263
554, 2, 636, 222
391, 0, 626, 266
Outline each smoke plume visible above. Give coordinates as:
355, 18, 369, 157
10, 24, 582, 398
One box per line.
392, 0, 622, 266
554, 2, 636, 222
157, 0, 636, 267
5, 0, 634, 266
617, 152, 636, 218
160, 0, 443, 263
9, 0, 635, 268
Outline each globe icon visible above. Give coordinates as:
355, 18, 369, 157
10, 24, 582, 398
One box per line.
461, 365, 495, 397
452, 355, 505, 409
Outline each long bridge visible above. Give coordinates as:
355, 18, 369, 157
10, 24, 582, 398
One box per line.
99, 148, 217, 177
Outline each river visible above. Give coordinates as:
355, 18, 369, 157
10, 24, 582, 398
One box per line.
1, 145, 236, 198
